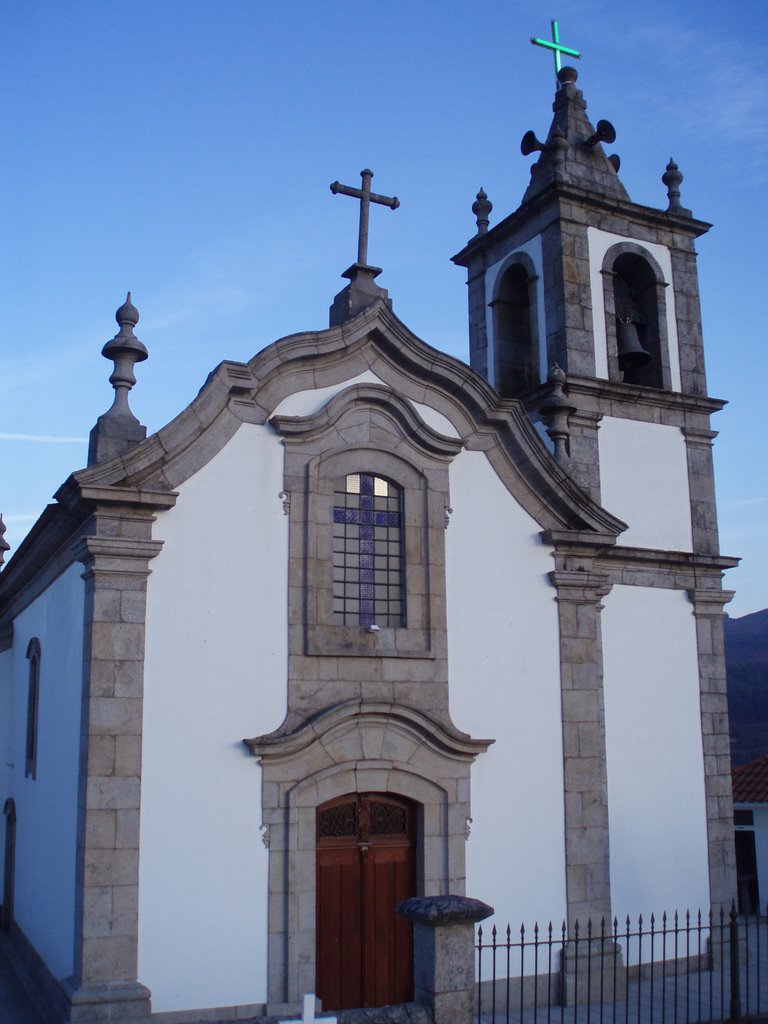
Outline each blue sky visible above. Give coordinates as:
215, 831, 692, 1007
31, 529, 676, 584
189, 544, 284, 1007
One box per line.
1, 0, 766, 616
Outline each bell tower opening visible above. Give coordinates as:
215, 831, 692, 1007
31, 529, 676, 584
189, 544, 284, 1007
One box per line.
491, 259, 538, 398
612, 252, 663, 389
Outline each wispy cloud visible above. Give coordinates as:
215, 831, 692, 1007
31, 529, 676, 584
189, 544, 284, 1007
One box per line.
0, 433, 87, 443
724, 497, 768, 510
632, 23, 768, 163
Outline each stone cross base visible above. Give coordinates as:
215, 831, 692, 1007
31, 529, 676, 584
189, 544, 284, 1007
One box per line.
329, 264, 392, 326
396, 894, 493, 1024
560, 939, 626, 1006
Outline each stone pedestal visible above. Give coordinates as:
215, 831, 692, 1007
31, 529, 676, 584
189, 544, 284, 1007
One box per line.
560, 938, 626, 1006
329, 264, 392, 326
396, 895, 493, 1024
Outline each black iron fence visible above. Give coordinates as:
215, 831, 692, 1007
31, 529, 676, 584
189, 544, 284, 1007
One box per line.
476, 905, 768, 1024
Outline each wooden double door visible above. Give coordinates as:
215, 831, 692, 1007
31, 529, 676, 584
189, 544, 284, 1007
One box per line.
316, 793, 416, 1011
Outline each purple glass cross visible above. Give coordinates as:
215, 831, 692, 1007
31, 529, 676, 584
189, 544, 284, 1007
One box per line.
334, 473, 401, 626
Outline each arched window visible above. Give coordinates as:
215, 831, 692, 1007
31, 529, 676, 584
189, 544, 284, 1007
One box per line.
491, 259, 538, 397
612, 252, 664, 389
332, 473, 404, 627
25, 638, 41, 780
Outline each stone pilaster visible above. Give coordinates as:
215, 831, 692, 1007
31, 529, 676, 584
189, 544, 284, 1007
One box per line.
687, 587, 737, 915
683, 426, 721, 556
548, 544, 614, 930
396, 895, 493, 1024
466, 260, 489, 382
63, 504, 167, 1023
565, 410, 602, 503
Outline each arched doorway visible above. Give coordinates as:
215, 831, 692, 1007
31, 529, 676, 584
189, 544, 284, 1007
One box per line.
316, 792, 417, 1011
2, 799, 16, 932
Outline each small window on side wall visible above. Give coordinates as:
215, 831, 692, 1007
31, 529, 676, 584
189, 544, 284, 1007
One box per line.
25, 638, 41, 780
332, 473, 405, 627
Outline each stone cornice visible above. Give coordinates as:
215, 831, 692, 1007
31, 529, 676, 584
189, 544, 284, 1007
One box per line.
33, 300, 625, 539
73, 535, 165, 574
451, 182, 711, 267
549, 569, 613, 601
687, 588, 736, 614
597, 545, 739, 574
0, 481, 176, 622
244, 699, 494, 764
527, 375, 727, 419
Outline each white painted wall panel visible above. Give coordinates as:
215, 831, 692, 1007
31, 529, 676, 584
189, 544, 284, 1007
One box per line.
0, 649, 11, 838
140, 423, 287, 1013
272, 370, 384, 417
6, 562, 84, 979
602, 586, 710, 922
272, 371, 462, 439
599, 417, 692, 551
447, 449, 567, 929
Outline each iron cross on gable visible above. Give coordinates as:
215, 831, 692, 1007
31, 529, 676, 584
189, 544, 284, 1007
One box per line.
531, 19, 581, 78
330, 169, 399, 269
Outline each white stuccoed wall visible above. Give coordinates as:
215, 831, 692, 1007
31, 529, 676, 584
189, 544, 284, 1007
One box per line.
0, 648, 11, 841
599, 417, 692, 551
140, 423, 288, 1013
272, 370, 384, 417
602, 585, 710, 923
446, 449, 567, 930
4, 562, 84, 979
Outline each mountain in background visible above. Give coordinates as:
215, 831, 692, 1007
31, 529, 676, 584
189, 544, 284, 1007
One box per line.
725, 608, 768, 768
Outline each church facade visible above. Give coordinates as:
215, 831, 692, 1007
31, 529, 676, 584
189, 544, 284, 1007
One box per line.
0, 67, 737, 1022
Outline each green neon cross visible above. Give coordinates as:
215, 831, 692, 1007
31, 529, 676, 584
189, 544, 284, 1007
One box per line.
531, 19, 581, 76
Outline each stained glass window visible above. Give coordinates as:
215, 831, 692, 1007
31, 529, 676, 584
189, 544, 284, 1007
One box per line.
332, 473, 404, 627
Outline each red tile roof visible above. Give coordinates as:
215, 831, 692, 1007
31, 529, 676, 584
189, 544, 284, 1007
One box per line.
733, 755, 768, 803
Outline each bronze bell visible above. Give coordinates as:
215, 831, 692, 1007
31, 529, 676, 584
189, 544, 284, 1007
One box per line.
616, 319, 652, 370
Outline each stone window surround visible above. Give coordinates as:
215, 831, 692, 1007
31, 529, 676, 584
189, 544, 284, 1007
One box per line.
25, 638, 41, 780
272, 384, 463, 661
599, 241, 673, 390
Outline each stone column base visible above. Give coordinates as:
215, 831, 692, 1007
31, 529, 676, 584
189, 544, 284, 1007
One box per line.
396, 894, 493, 1024
560, 939, 626, 1006
61, 979, 151, 1023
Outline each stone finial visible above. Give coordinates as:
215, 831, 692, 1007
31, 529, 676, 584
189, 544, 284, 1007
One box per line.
87, 293, 149, 466
557, 65, 579, 87
539, 363, 577, 464
662, 157, 685, 212
0, 514, 10, 567
102, 292, 148, 404
472, 188, 492, 235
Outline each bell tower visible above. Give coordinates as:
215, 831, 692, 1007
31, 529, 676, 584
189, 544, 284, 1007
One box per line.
452, 65, 723, 559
